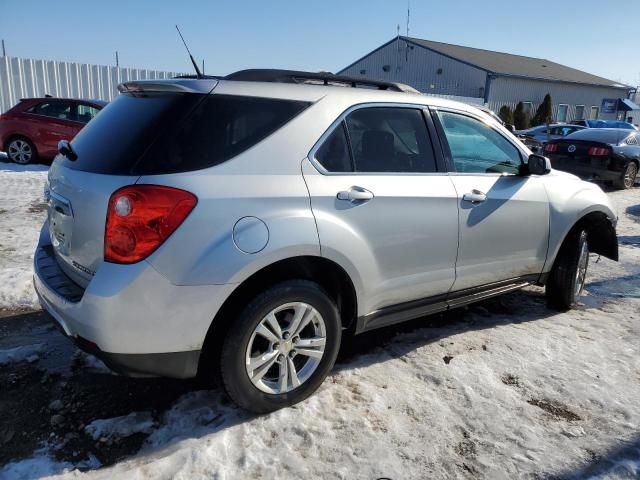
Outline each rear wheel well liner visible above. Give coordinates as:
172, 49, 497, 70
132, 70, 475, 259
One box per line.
197, 255, 357, 378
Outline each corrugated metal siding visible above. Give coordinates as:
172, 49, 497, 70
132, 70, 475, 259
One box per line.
0, 56, 182, 113
487, 76, 632, 121
339, 38, 487, 98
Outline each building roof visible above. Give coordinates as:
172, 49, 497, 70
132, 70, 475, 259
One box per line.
386, 37, 630, 89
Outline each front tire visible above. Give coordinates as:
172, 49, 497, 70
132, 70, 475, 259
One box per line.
613, 162, 638, 190
220, 280, 341, 413
546, 230, 589, 311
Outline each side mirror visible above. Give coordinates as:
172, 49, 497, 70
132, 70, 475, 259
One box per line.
58, 139, 77, 161
526, 154, 551, 175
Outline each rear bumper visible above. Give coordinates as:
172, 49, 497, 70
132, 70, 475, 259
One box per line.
550, 159, 624, 181
33, 222, 236, 378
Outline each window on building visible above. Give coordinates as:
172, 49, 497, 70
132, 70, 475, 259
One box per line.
590, 106, 600, 119
436, 111, 522, 175
556, 104, 569, 123
522, 102, 534, 115
575, 105, 585, 120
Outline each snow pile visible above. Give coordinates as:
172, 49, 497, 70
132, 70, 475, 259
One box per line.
0, 162, 48, 310
0, 451, 74, 480
0, 343, 43, 364
85, 412, 156, 441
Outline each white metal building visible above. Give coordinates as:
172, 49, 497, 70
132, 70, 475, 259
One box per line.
339, 37, 639, 124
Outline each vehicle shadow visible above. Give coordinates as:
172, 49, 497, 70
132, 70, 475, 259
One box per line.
0, 274, 633, 475
553, 434, 640, 479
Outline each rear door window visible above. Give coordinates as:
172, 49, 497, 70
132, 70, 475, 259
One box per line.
344, 107, 437, 173
30, 101, 74, 121
75, 104, 101, 123
315, 123, 353, 172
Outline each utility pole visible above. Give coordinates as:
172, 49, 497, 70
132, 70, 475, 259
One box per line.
115, 51, 119, 67
1, 40, 6, 57
202, 59, 205, 75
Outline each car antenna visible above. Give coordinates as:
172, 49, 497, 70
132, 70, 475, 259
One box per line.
175, 25, 203, 79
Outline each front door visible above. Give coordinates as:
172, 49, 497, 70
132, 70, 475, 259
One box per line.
302, 105, 460, 320
433, 108, 550, 291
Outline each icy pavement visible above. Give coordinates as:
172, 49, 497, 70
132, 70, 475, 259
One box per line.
0, 162, 639, 479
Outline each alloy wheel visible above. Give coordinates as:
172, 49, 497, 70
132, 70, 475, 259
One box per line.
245, 302, 326, 394
624, 163, 638, 189
7, 139, 33, 164
574, 238, 589, 298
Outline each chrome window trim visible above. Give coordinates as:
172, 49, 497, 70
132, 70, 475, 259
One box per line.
307, 101, 447, 177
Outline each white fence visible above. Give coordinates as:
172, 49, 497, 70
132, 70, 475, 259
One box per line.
0, 56, 182, 113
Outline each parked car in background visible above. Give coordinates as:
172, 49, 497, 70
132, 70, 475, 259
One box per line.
0, 97, 107, 164
516, 124, 586, 151
34, 70, 619, 413
544, 128, 639, 189
571, 119, 638, 130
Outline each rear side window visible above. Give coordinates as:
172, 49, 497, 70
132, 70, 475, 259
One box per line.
76, 104, 101, 123
315, 124, 353, 172
136, 95, 309, 174
63, 93, 309, 175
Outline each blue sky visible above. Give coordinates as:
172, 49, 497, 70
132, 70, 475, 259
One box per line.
2, 0, 638, 85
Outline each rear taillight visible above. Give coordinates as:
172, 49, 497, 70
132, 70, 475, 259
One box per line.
105, 185, 197, 264
544, 143, 558, 153
588, 146, 610, 156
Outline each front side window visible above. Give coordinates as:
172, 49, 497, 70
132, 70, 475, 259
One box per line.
344, 107, 437, 173
436, 111, 522, 174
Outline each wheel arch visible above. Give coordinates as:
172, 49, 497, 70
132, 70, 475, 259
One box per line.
197, 255, 358, 377
546, 210, 618, 277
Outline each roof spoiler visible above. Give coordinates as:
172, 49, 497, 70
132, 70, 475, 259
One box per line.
117, 78, 218, 95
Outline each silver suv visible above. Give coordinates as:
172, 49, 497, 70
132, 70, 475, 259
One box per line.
34, 70, 619, 413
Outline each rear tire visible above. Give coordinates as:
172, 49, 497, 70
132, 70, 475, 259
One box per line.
613, 162, 638, 190
5, 136, 38, 164
219, 280, 341, 413
546, 230, 589, 311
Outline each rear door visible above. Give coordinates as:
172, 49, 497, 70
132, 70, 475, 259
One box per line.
432, 108, 549, 291
302, 104, 459, 322
25, 100, 78, 157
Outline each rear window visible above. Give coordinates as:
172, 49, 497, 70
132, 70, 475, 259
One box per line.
63, 93, 309, 175
565, 129, 625, 144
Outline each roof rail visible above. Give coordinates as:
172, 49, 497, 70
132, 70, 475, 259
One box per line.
224, 69, 420, 93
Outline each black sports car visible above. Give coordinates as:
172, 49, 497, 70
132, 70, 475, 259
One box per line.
543, 128, 639, 189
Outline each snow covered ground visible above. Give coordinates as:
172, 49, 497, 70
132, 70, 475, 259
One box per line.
0, 162, 48, 310
0, 162, 639, 479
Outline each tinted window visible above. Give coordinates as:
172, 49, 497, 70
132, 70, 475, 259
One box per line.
315, 123, 352, 172
136, 95, 309, 174
76, 104, 100, 123
31, 101, 73, 120
437, 111, 521, 174
345, 108, 437, 173
565, 129, 625, 144
64, 93, 308, 175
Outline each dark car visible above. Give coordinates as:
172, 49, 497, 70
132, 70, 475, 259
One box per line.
571, 119, 638, 130
516, 124, 586, 151
0, 97, 107, 164
544, 128, 639, 189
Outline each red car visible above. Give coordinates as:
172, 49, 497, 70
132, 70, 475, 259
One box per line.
0, 97, 107, 164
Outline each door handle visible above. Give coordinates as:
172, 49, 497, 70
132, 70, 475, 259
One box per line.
337, 187, 374, 204
462, 190, 487, 203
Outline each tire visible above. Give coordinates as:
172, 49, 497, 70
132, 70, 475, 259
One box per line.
546, 230, 589, 311
613, 162, 638, 190
5, 136, 38, 164
219, 280, 341, 413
